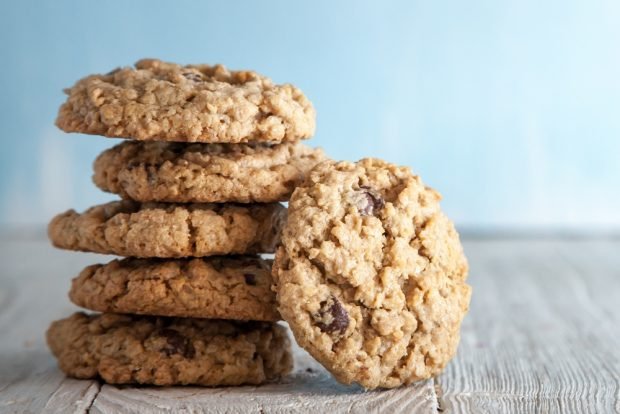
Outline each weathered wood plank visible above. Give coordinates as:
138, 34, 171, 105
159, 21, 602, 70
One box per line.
0, 239, 102, 414
436, 239, 620, 414
44, 380, 101, 414
2, 237, 619, 413
89, 346, 437, 414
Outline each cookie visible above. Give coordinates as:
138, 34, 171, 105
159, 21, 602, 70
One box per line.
272, 158, 471, 389
46, 312, 293, 386
93, 141, 326, 203
70, 256, 279, 321
48, 200, 285, 258
56, 59, 315, 144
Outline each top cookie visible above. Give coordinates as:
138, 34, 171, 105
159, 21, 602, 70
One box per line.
56, 59, 316, 144
272, 158, 471, 389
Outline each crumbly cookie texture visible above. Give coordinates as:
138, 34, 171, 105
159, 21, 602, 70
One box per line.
272, 158, 471, 389
48, 200, 285, 258
56, 59, 315, 143
93, 141, 326, 203
47, 312, 293, 386
70, 256, 280, 321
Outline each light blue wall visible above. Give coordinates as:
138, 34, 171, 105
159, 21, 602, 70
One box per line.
1, 0, 619, 230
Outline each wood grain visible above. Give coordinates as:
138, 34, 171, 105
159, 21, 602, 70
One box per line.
0, 236, 618, 413
89, 347, 436, 414
436, 239, 620, 414
0, 239, 102, 414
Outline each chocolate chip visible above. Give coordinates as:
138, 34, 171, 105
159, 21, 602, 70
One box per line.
182, 72, 203, 82
126, 161, 159, 170
310, 259, 326, 274
159, 328, 195, 358
243, 273, 256, 286
126, 162, 160, 185
315, 296, 349, 335
358, 186, 385, 216
146, 169, 159, 185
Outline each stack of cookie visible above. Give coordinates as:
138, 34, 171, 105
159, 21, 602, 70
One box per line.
46, 59, 325, 386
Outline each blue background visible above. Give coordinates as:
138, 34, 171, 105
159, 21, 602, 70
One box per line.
1, 0, 619, 231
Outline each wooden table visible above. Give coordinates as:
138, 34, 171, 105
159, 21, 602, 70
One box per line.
0, 235, 618, 413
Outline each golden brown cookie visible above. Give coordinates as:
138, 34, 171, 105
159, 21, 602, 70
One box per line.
70, 256, 280, 321
56, 59, 315, 144
48, 200, 285, 258
93, 141, 326, 203
272, 158, 471, 389
47, 312, 293, 386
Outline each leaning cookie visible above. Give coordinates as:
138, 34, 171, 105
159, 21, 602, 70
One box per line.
56, 59, 315, 144
47, 312, 293, 386
70, 256, 280, 321
48, 200, 285, 258
272, 158, 471, 389
93, 141, 326, 203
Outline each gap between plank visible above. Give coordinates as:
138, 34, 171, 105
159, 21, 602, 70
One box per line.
43, 379, 102, 414
433, 377, 446, 413
85, 382, 102, 414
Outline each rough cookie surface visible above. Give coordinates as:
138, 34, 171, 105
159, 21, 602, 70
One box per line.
70, 256, 279, 321
272, 158, 471, 389
47, 312, 293, 386
56, 59, 315, 143
93, 141, 326, 203
48, 200, 285, 258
